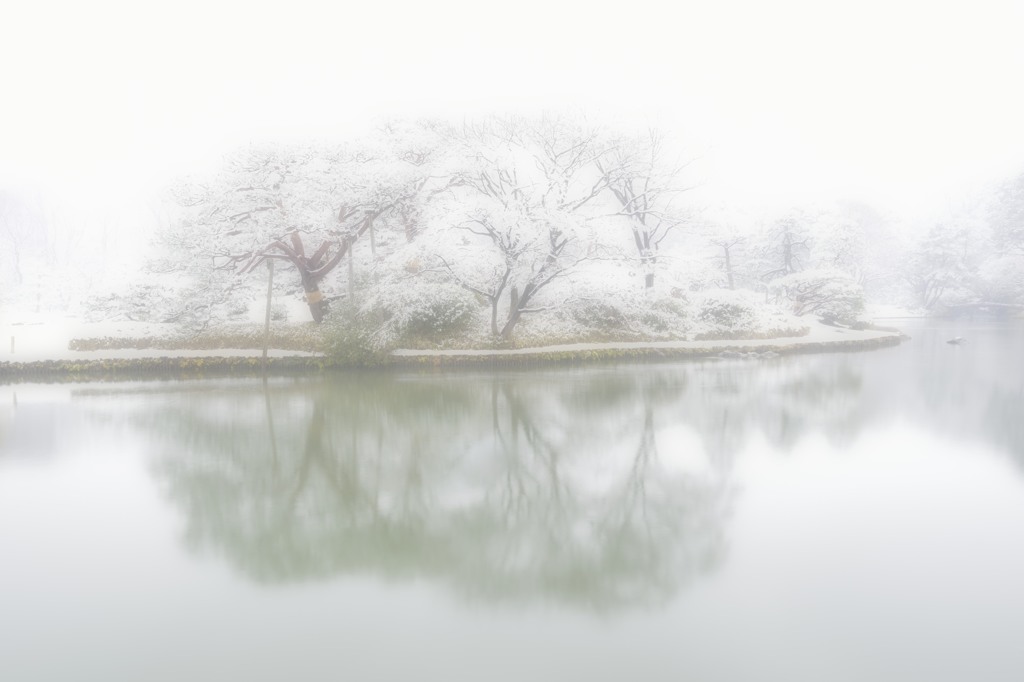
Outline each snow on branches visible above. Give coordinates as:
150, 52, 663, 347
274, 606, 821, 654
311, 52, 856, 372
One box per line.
417, 116, 621, 342
164, 130, 442, 323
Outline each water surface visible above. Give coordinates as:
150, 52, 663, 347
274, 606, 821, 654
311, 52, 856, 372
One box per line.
2, 320, 1023, 681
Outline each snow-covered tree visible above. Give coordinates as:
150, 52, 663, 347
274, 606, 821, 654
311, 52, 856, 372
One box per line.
419, 116, 616, 342
161, 129, 441, 324
595, 130, 692, 290
0, 189, 127, 313
811, 214, 866, 281
751, 210, 814, 285
770, 269, 865, 323
905, 218, 989, 310
699, 208, 755, 291
0, 191, 38, 295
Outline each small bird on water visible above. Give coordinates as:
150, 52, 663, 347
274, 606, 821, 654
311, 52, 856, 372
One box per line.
947, 336, 966, 345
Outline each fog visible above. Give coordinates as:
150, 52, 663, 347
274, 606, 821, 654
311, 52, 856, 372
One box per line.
4, 8, 1024, 678
4, 0, 1024, 220
3, 2, 1024, 329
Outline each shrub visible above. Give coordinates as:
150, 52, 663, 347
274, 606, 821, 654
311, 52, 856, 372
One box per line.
695, 289, 760, 332
569, 299, 630, 332
392, 284, 477, 342
270, 302, 290, 322
770, 270, 865, 323
563, 290, 689, 341
320, 306, 390, 365
322, 280, 478, 359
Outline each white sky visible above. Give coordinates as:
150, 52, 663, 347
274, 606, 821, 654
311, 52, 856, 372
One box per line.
3, 0, 1024, 225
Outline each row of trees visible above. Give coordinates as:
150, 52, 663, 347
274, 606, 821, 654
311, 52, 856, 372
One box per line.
1, 190, 126, 312
903, 177, 1024, 312
703, 179, 1024, 317
155, 116, 890, 344
699, 203, 898, 321
60, 115, 1024, 339
153, 117, 701, 342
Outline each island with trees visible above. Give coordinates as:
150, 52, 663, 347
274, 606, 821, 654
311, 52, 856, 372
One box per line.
3, 114, 1023, 376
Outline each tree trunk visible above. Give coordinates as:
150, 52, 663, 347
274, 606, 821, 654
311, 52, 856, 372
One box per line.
724, 247, 735, 290
347, 248, 355, 308
642, 251, 656, 289
300, 271, 329, 323
499, 286, 522, 342
499, 312, 521, 343
305, 288, 328, 323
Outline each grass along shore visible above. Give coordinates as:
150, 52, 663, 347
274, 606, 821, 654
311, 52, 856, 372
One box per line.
0, 320, 906, 382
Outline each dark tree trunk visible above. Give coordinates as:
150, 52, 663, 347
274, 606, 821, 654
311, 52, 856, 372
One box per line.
299, 271, 329, 323
498, 285, 523, 342
499, 312, 521, 342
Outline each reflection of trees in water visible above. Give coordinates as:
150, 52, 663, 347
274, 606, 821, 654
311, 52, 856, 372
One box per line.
850, 321, 1024, 466
114, 321, 1024, 609
459, 378, 728, 607
145, 373, 731, 611
681, 320, 1024, 467
682, 358, 866, 461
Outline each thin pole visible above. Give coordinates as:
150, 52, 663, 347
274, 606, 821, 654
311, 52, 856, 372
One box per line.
262, 259, 274, 363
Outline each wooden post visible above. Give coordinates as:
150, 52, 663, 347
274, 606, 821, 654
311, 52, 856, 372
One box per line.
262, 259, 274, 363
9, 336, 13, 354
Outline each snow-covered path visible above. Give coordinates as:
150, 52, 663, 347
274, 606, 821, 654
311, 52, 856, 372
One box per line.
392, 321, 902, 358
0, 317, 320, 363
1, 315, 903, 367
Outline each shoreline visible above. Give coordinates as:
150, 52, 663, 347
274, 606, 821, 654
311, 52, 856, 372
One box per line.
0, 325, 907, 383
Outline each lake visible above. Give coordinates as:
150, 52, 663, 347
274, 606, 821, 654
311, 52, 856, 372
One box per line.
2, 319, 1024, 681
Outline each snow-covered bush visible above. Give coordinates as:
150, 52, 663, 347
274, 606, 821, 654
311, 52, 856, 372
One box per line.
533, 260, 691, 342
320, 305, 388, 363
323, 278, 480, 357
642, 295, 691, 334
564, 291, 690, 340
270, 302, 289, 322
695, 289, 760, 332
365, 280, 478, 348
770, 269, 865, 323
569, 298, 631, 332
692, 288, 805, 339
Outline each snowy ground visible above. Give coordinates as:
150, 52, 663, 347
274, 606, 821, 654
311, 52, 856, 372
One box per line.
0, 315, 318, 363
864, 303, 927, 319
0, 311, 903, 366
392, 320, 902, 357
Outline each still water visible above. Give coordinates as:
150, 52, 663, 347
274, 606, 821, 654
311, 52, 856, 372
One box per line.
2, 320, 1024, 682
